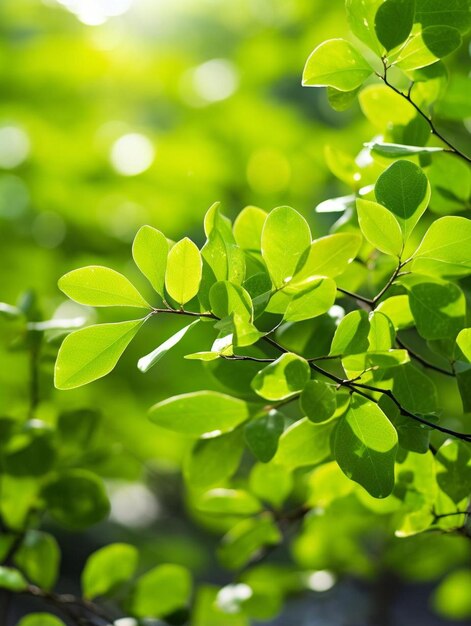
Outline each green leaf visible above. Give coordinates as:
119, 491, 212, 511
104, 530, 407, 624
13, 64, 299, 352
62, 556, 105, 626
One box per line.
368, 311, 395, 350
457, 328, 471, 361
392, 362, 438, 414
149, 391, 251, 437
184, 430, 244, 489
415, 0, 471, 34
249, 463, 293, 509
300, 380, 337, 424
303, 39, 373, 91
251, 353, 310, 401
58, 266, 150, 309
327, 86, 360, 111
132, 225, 169, 297
14, 531, 60, 590
376, 295, 414, 330
82, 543, 138, 599
196, 489, 262, 516
137, 320, 199, 373
165, 237, 202, 305
375, 161, 430, 241
375, 0, 415, 51
346, 0, 384, 55
366, 142, 444, 158
261, 206, 311, 288
244, 410, 285, 463
412, 216, 471, 277
359, 85, 416, 129
435, 440, 471, 503
432, 569, 471, 621
218, 516, 281, 570
334, 394, 398, 498
284, 278, 337, 323
0, 566, 28, 592
342, 349, 410, 374
131, 564, 192, 618
184, 351, 220, 361
42, 470, 110, 529
357, 199, 404, 257
330, 310, 370, 355
17, 615, 66, 626
292, 233, 361, 280
455, 361, 471, 412
210, 281, 253, 321
401, 274, 465, 340
55, 319, 144, 389
394, 26, 462, 71
233, 206, 267, 252
4, 427, 55, 477
274, 418, 333, 469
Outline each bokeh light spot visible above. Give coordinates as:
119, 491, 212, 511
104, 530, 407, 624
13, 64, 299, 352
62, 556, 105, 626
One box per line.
110, 133, 155, 176
0, 126, 30, 169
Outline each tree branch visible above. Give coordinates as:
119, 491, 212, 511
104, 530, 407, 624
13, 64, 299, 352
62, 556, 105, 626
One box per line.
378, 68, 471, 165
395, 336, 454, 377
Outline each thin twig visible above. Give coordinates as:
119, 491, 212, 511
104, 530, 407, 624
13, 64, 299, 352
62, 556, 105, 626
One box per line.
396, 336, 454, 377
377, 68, 471, 165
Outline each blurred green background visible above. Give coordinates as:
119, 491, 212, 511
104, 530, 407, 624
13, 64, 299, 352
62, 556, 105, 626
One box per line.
1, 1, 470, 624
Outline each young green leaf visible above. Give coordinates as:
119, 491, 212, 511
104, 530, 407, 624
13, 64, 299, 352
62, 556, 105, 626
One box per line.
342, 349, 410, 375
218, 516, 281, 571
415, 0, 471, 34
357, 199, 404, 257
376, 295, 414, 330
401, 274, 466, 339
0, 566, 28, 592
302, 39, 373, 91
14, 531, 60, 591
251, 353, 310, 401
165, 237, 202, 305
456, 328, 471, 361
375, 0, 415, 51
17, 615, 66, 626
334, 394, 398, 498
392, 362, 438, 414
137, 320, 199, 373
42, 470, 110, 529
132, 225, 169, 297
55, 319, 145, 389
330, 310, 370, 355
82, 543, 138, 599
210, 281, 253, 321
249, 463, 293, 509
292, 233, 362, 280
368, 311, 395, 351
300, 380, 337, 423
375, 160, 430, 241
58, 266, 150, 308
233, 205, 267, 252
412, 216, 471, 277
284, 278, 337, 323
244, 410, 285, 463
394, 26, 462, 71
131, 564, 192, 618
261, 206, 311, 288
273, 418, 333, 469
149, 391, 251, 437
346, 0, 384, 55
183, 430, 244, 489
366, 142, 444, 158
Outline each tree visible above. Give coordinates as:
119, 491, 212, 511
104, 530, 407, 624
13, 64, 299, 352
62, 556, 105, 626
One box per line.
1, 0, 471, 624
